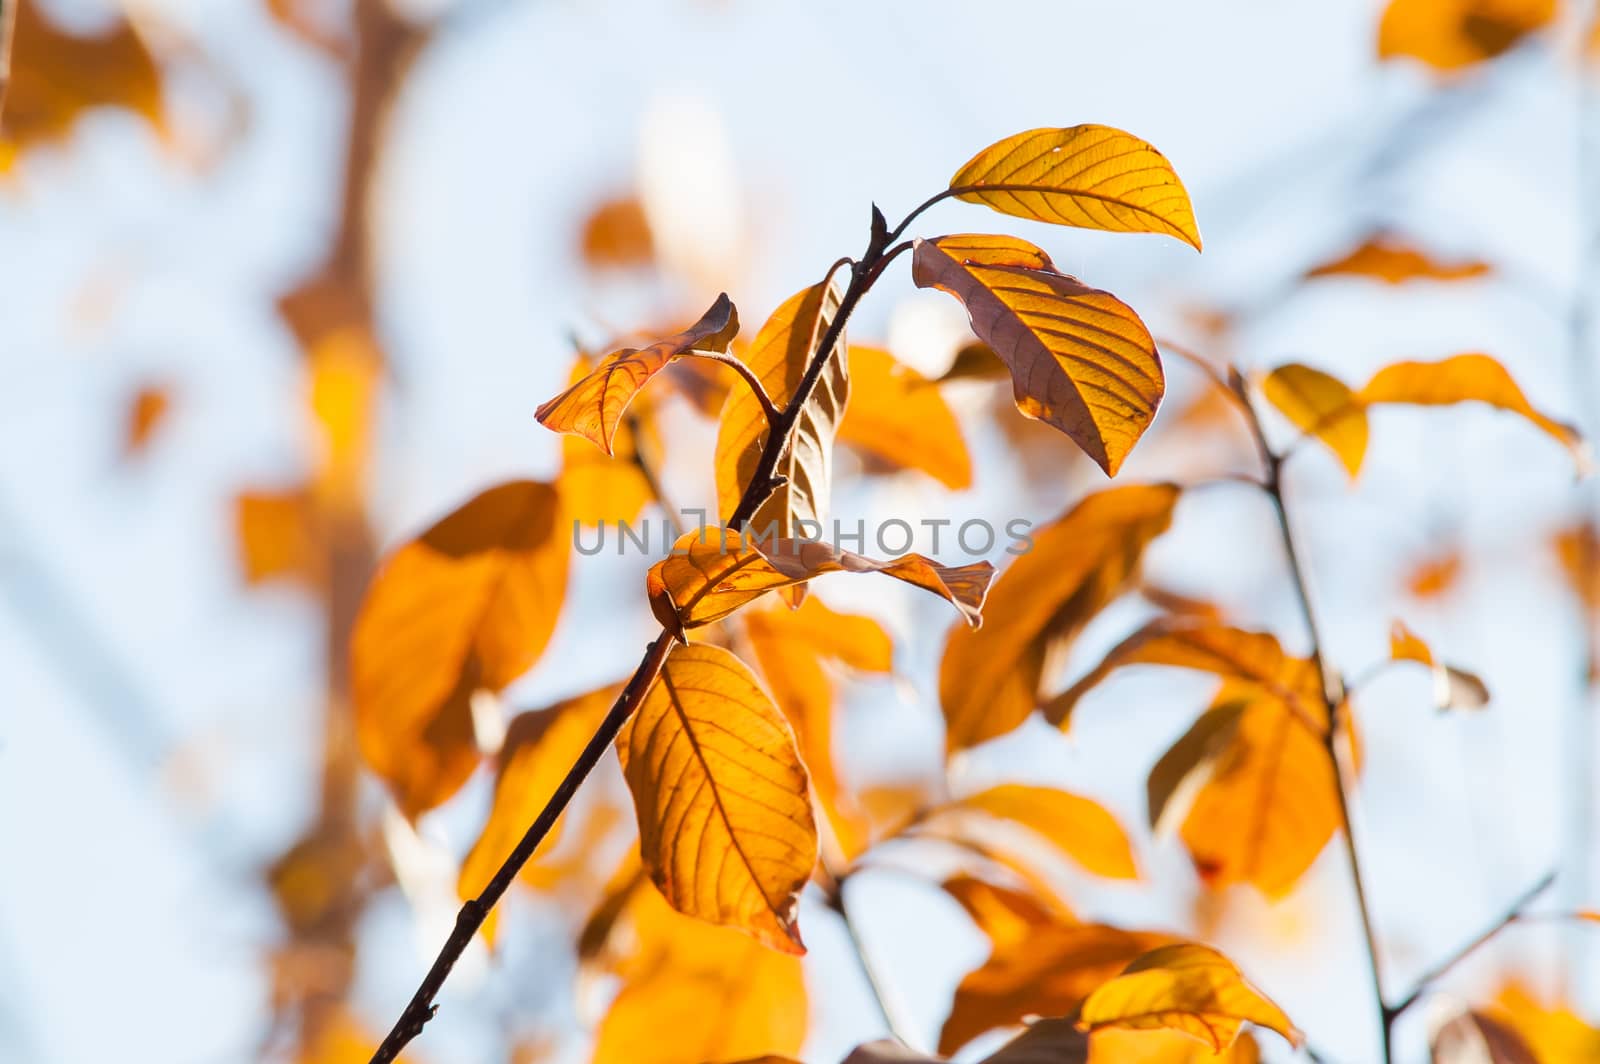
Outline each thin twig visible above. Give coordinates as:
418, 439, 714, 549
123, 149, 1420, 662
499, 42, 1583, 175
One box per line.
1386, 871, 1557, 1021
1231, 371, 1390, 1063
827, 878, 918, 1048
685, 350, 781, 429
370, 203, 909, 1063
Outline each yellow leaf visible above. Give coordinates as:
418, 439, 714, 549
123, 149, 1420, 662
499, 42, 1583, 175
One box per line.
942, 873, 1069, 948
941, 923, 1177, 1055
913, 235, 1163, 475
942, 484, 1180, 751
950, 126, 1201, 250
307, 325, 382, 514
1490, 979, 1600, 1062
1360, 354, 1586, 471
457, 686, 620, 938
2, 0, 165, 164
235, 488, 321, 587
1305, 236, 1492, 284
555, 355, 657, 527
745, 598, 892, 863
837, 345, 973, 489
645, 527, 992, 637
1048, 621, 1343, 897
536, 295, 739, 455
1088, 1028, 1260, 1063
593, 882, 807, 1064
1077, 944, 1301, 1051
925, 784, 1139, 880
352, 481, 570, 816
1378, 0, 1556, 72
615, 643, 818, 953
1259, 364, 1368, 478
579, 195, 655, 270
1390, 619, 1435, 666
1390, 620, 1490, 711
715, 280, 849, 548
298, 1007, 413, 1064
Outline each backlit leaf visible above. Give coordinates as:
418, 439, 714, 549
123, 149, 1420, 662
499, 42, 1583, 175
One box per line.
1305, 236, 1492, 284
536, 295, 739, 455
615, 643, 818, 952
1409, 548, 1465, 599
1, 0, 165, 168
1359, 354, 1586, 472
923, 784, 1138, 880
646, 527, 992, 636
913, 235, 1163, 475
1389, 620, 1490, 710
715, 279, 849, 544
351, 481, 569, 816
837, 345, 973, 489
1077, 943, 1301, 1051
593, 881, 807, 1064
942, 874, 1068, 947
941, 923, 1177, 1055
941, 484, 1180, 751
1489, 979, 1600, 1062
1049, 621, 1343, 896
457, 685, 620, 941
1088, 1028, 1261, 1063
235, 488, 321, 587
1260, 364, 1368, 478
950, 126, 1201, 249
556, 355, 658, 527
745, 598, 892, 863
1378, 0, 1556, 72
1432, 1009, 1539, 1064
580, 195, 655, 270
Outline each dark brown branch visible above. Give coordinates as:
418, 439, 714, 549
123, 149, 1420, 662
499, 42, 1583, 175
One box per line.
0, 0, 17, 129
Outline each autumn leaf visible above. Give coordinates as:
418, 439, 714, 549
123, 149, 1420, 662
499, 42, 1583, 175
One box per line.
1260, 364, 1368, 479
351, 480, 570, 816
942, 873, 1068, 948
715, 279, 849, 544
920, 784, 1139, 880
593, 880, 807, 1064
457, 686, 620, 941
235, 488, 320, 587
1305, 235, 1492, 284
1489, 979, 1600, 1062
1389, 620, 1490, 710
307, 325, 383, 514
580, 195, 655, 270
1409, 548, 1465, 599
941, 484, 1180, 751
537, 295, 740, 455
1088, 1028, 1261, 1063
615, 643, 818, 952
123, 385, 171, 458
1378, 0, 1557, 72
950, 126, 1201, 250
1360, 355, 1587, 471
556, 355, 658, 527
745, 598, 892, 862
1432, 1009, 1539, 1064
941, 923, 1177, 1055
846, 1019, 1094, 1064
1048, 621, 1344, 896
914, 235, 1163, 475
2, 0, 165, 168
1078, 944, 1298, 1051
837, 346, 973, 489
645, 527, 992, 637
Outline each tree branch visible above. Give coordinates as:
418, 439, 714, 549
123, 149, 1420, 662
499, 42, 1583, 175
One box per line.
0, 0, 17, 130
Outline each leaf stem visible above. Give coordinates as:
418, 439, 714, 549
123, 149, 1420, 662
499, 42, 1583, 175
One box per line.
685, 349, 781, 430
1231, 371, 1391, 1064
1385, 871, 1556, 1023
369, 633, 676, 1064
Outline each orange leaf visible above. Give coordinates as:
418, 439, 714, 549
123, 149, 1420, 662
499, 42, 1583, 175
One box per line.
123, 385, 171, 458
950, 126, 1201, 249
555, 355, 658, 527
645, 527, 993, 637
923, 784, 1139, 880
913, 235, 1163, 475
1088, 1028, 1261, 1063
714, 281, 850, 578
1378, 0, 1556, 73
942, 484, 1180, 751
1305, 235, 1492, 284
1407, 548, 1465, 599
1432, 1009, 1540, 1064
1489, 979, 1600, 1062
837, 345, 973, 489
941, 923, 1177, 1055
235, 489, 321, 587
1077, 944, 1300, 1051
579, 195, 655, 270
745, 598, 892, 863
457, 686, 621, 939
615, 644, 818, 952
537, 295, 739, 455
1259, 364, 1368, 478
351, 481, 569, 816
1359, 354, 1586, 472
1389, 620, 1490, 710
942, 873, 1069, 948
2, 0, 165, 167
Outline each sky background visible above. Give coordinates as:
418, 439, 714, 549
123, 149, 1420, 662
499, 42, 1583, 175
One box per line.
1, 0, 1597, 1061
